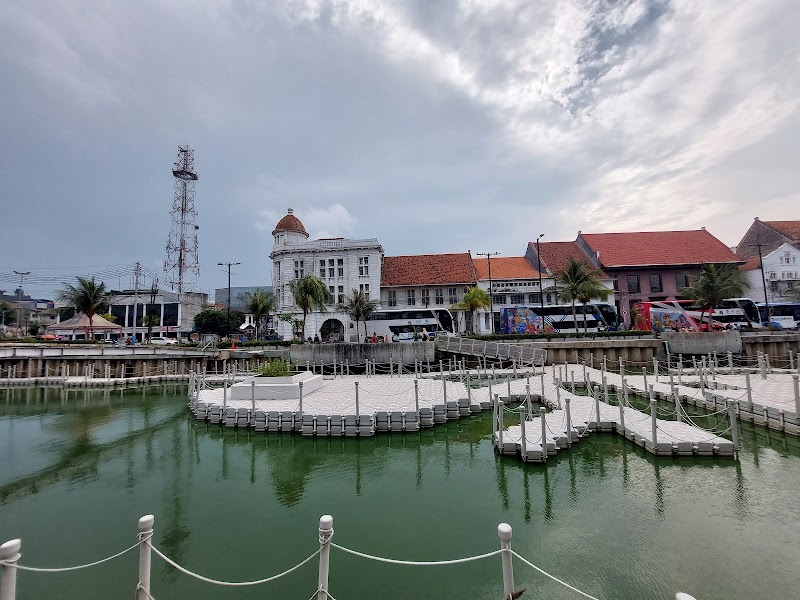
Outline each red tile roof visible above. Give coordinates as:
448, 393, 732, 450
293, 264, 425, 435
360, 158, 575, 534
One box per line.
579, 229, 741, 268
473, 257, 540, 280
765, 220, 800, 241
381, 253, 476, 287
531, 241, 607, 277
739, 256, 761, 271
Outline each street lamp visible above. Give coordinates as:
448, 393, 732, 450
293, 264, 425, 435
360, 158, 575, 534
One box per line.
476, 252, 500, 334
13, 271, 30, 337
535, 234, 545, 309
218, 262, 241, 333
748, 244, 770, 328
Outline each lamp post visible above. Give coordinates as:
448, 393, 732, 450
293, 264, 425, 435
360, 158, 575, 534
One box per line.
13, 271, 30, 337
749, 243, 770, 328
535, 234, 545, 309
218, 262, 241, 333
476, 252, 499, 334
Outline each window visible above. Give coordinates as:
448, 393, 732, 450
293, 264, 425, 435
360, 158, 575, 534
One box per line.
770, 281, 778, 292
338, 286, 344, 304
448, 287, 457, 304
434, 288, 444, 304
528, 293, 541, 304
675, 273, 689, 290
421, 289, 430, 306
510, 294, 524, 304
546, 294, 552, 304
649, 273, 662, 293
329, 267, 335, 278
627, 274, 640, 293
276, 262, 280, 281
338, 267, 344, 277
492, 294, 506, 304
484, 313, 490, 329
360, 283, 370, 294
407, 289, 416, 306
320, 265, 326, 278
359, 256, 369, 276
294, 260, 304, 279
338, 259, 344, 266
328, 285, 334, 296
328, 259, 335, 266
388, 290, 397, 307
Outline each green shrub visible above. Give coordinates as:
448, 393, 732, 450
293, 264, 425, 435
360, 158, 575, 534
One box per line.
255, 359, 292, 377
242, 339, 293, 347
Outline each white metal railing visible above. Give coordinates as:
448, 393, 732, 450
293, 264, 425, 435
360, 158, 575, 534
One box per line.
435, 333, 546, 367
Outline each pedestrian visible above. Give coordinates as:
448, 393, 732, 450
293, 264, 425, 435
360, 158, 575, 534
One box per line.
371, 332, 378, 344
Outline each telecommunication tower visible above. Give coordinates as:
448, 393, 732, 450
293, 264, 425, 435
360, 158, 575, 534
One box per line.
164, 145, 200, 294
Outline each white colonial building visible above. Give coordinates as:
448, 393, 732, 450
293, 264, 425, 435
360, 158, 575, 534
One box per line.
742, 242, 800, 302
270, 209, 384, 341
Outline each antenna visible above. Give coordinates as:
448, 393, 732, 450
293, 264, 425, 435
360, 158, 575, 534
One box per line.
164, 145, 200, 294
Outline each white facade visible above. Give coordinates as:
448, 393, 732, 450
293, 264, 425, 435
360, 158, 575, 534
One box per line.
105, 290, 207, 341
744, 243, 800, 302
270, 210, 384, 341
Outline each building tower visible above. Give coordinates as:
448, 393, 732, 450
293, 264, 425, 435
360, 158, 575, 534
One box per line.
164, 145, 200, 294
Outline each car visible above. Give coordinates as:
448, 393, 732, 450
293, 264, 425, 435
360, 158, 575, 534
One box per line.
150, 337, 178, 346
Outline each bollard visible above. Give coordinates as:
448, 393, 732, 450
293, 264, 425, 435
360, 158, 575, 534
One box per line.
728, 402, 739, 452
676, 594, 698, 600
498, 523, 515, 599
619, 358, 625, 377
745, 371, 753, 410
525, 385, 532, 419
299, 381, 304, 419
317, 515, 333, 600
674, 393, 682, 423
414, 379, 419, 415
727, 351, 734, 372
540, 407, 547, 461
137, 515, 154, 600
642, 367, 648, 393
602, 376, 609, 404
650, 399, 658, 450
439, 360, 444, 375
593, 385, 601, 430
565, 397, 572, 446
519, 414, 527, 461
793, 375, 800, 419
669, 372, 676, 398
653, 358, 659, 382
251, 381, 256, 414
0, 538, 21, 600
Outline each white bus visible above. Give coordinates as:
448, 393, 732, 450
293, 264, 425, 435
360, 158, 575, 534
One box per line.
363, 309, 454, 341
500, 302, 620, 334
757, 302, 800, 330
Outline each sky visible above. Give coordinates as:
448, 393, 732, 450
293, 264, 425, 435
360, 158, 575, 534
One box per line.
1, 0, 799, 298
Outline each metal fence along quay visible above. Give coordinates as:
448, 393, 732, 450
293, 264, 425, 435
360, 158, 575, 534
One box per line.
0, 514, 700, 600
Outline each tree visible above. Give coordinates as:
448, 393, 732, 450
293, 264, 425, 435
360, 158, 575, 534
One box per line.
101, 312, 117, 323
57, 276, 110, 340
682, 263, 749, 329
194, 309, 245, 336
244, 290, 276, 340
576, 280, 610, 332
338, 289, 379, 342
0, 302, 16, 326
289, 276, 333, 339
451, 286, 491, 334
28, 321, 41, 336
553, 258, 606, 333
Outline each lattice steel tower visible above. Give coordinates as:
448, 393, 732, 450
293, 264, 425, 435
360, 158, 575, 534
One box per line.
164, 145, 200, 294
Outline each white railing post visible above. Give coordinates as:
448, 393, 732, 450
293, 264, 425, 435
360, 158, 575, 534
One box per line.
414, 379, 419, 415
745, 371, 753, 411
650, 398, 658, 449
137, 515, 154, 600
498, 523, 515, 599
299, 381, 304, 420
618, 385, 626, 432
317, 515, 333, 600
565, 397, 572, 446
519, 414, 527, 461
355, 381, 360, 419
727, 401, 739, 452
251, 380, 256, 415
593, 385, 601, 430
674, 393, 682, 423
540, 407, 547, 462
793, 375, 800, 419
525, 384, 532, 419
0, 538, 21, 600
642, 367, 648, 393
498, 400, 504, 450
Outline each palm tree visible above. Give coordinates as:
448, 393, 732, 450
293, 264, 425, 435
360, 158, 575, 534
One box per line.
451, 286, 491, 334
338, 289, 379, 342
577, 280, 610, 332
289, 275, 333, 340
57, 276, 110, 340
244, 290, 276, 340
553, 258, 606, 333
682, 263, 749, 329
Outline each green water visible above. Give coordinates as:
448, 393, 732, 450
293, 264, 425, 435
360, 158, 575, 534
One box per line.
1, 385, 799, 600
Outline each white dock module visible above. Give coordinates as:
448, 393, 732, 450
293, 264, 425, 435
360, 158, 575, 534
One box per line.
230, 371, 324, 400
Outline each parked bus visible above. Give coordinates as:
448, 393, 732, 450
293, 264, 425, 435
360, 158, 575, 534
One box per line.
632, 298, 761, 332
363, 308, 454, 341
757, 302, 800, 330
500, 302, 619, 334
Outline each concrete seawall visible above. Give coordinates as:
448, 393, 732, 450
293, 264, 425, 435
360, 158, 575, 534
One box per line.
290, 342, 434, 366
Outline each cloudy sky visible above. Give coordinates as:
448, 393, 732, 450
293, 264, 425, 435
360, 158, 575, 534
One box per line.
1, 0, 798, 296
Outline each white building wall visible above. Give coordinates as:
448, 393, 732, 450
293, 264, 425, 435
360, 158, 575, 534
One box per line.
744, 243, 800, 303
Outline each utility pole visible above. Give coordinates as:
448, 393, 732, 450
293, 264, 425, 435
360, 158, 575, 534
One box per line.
476, 252, 499, 334
132, 262, 141, 344
218, 262, 240, 333
535, 234, 545, 309
749, 243, 771, 328
13, 271, 30, 337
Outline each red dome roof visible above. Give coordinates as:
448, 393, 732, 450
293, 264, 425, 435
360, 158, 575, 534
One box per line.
273, 209, 308, 236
